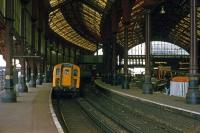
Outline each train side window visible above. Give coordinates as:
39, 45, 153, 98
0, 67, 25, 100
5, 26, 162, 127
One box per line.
73, 70, 78, 76
64, 69, 69, 75
56, 69, 60, 75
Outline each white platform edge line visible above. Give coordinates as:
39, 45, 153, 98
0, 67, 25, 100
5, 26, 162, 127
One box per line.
49, 86, 64, 133
97, 82, 200, 116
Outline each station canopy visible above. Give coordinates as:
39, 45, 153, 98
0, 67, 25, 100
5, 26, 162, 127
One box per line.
48, 0, 200, 52
117, 0, 200, 51
48, 0, 109, 52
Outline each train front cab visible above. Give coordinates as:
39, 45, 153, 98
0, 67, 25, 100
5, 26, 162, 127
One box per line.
52, 63, 80, 97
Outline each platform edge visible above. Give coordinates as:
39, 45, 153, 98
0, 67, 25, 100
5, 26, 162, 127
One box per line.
49, 86, 64, 133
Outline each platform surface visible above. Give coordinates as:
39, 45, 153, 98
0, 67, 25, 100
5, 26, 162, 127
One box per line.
0, 83, 58, 133
95, 80, 200, 114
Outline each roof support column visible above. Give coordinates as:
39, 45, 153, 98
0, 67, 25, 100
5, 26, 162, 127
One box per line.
29, 20, 36, 87
142, 9, 153, 94
17, 2, 28, 93
1, 0, 16, 102
62, 45, 65, 63
111, 33, 117, 85
186, 0, 200, 104
122, 24, 129, 89
36, 29, 42, 85
43, 37, 48, 83
121, 0, 135, 89
68, 47, 71, 63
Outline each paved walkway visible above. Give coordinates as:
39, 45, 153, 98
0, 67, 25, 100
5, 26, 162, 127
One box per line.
0, 83, 58, 133
95, 80, 200, 115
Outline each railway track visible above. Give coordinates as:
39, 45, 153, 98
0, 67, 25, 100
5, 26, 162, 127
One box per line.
52, 98, 100, 133
52, 97, 128, 133
85, 91, 179, 133
52, 84, 200, 133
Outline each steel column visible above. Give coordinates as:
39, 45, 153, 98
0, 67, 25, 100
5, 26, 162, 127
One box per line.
1, 0, 16, 102
18, 59, 28, 92
29, 20, 36, 87
186, 0, 200, 104
43, 38, 48, 83
143, 9, 153, 94
122, 24, 129, 89
36, 30, 42, 85
49, 47, 53, 82
17, 3, 28, 92
111, 33, 117, 85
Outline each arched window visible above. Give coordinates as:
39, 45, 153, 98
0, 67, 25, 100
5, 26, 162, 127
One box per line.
128, 41, 189, 55
94, 48, 103, 55
0, 55, 6, 67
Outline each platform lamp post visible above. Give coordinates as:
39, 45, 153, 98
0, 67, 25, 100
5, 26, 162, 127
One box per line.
186, 0, 200, 104
142, 9, 153, 94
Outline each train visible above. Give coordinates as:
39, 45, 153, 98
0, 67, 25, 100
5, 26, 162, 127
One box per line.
52, 63, 80, 97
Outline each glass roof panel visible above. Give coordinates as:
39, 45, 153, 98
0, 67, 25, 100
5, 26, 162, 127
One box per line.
117, 0, 144, 47
49, 9, 97, 51
81, 4, 102, 37
49, 0, 65, 7
94, 0, 107, 9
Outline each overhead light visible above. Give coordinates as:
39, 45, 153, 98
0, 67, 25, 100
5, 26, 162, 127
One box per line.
160, 6, 165, 14
13, 36, 16, 41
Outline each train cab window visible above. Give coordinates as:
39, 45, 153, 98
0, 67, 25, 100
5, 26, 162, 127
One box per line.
73, 70, 78, 76
56, 69, 60, 75
64, 69, 69, 75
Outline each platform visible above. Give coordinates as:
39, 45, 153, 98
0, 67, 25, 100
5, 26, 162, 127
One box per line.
95, 79, 200, 115
0, 83, 58, 133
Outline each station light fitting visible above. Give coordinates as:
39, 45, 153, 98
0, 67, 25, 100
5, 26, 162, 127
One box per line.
160, 6, 165, 14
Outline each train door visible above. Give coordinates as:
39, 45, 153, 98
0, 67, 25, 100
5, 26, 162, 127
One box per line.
72, 66, 80, 89
61, 67, 71, 87
72, 68, 78, 89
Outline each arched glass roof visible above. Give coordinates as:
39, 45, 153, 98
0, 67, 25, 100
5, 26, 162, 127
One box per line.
48, 9, 97, 51
128, 41, 189, 55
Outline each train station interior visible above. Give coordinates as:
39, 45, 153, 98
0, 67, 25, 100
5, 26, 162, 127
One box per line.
0, 0, 200, 132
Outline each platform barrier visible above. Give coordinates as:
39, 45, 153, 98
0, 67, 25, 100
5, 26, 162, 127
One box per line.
170, 81, 188, 97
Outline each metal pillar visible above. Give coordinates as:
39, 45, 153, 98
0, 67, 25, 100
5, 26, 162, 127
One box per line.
102, 43, 106, 82
43, 38, 48, 83
111, 33, 117, 85
143, 9, 153, 94
26, 63, 31, 83
29, 18, 36, 87
186, 0, 200, 104
49, 48, 53, 82
29, 60, 36, 87
36, 62, 42, 85
122, 25, 129, 89
105, 42, 112, 84
1, 0, 16, 102
17, 59, 28, 92
62, 45, 65, 62
68, 47, 71, 63
16, 3, 28, 92
36, 30, 42, 85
